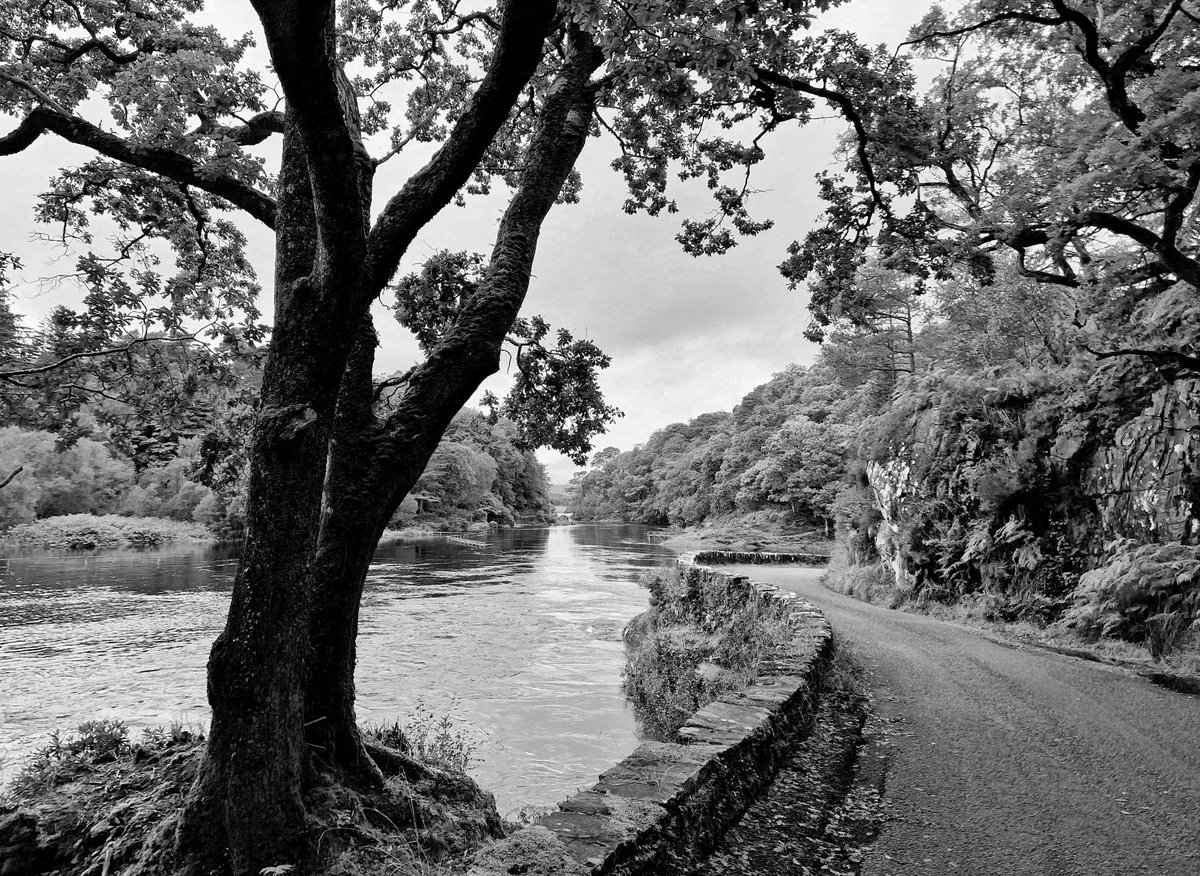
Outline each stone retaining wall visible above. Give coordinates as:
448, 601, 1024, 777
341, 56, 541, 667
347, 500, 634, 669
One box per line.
468, 551, 832, 876
690, 549, 831, 566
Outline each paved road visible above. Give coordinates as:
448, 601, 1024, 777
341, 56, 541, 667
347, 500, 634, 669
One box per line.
723, 565, 1200, 876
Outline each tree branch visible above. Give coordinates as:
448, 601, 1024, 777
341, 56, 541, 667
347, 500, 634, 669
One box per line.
0, 333, 207, 382
0, 465, 23, 490
194, 110, 287, 146
364, 0, 558, 296
0, 107, 277, 228
751, 66, 890, 222
1083, 343, 1200, 375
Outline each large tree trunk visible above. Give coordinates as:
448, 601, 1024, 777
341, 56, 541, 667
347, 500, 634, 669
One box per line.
174, 2, 558, 870
303, 318, 422, 777
302, 31, 605, 779
176, 108, 370, 873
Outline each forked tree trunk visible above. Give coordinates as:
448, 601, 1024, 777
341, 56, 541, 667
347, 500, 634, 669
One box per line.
174, 3, 559, 871
303, 35, 604, 776
176, 112, 369, 873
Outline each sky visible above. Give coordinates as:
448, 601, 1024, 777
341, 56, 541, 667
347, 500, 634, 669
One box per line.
0, 0, 925, 485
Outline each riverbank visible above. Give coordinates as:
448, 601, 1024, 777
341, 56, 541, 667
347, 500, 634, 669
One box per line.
378, 515, 559, 544
3, 515, 215, 550
0, 717, 503, 876
658, 512, 834, 556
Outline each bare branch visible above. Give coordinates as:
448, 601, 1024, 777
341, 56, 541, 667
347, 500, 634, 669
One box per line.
0, 466, 23, 490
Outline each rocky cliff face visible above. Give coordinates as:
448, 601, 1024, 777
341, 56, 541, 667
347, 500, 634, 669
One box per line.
860, 375, 1200, 619
1087, 379, 1200, 545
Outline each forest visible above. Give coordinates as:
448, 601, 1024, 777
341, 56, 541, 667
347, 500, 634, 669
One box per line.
0, 0, 1196, 874
0, 263, 559, 540
570, 0, 1200, 662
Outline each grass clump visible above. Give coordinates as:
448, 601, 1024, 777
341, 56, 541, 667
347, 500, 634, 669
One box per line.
6, 514, 213, 549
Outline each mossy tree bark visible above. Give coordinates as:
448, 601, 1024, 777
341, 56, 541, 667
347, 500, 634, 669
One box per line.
173, 2, 560, 872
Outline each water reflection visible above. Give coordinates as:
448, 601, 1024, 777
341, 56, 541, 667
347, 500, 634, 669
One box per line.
0, 524, 670, 812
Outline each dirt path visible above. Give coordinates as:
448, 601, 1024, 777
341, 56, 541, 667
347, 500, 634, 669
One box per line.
721, 564, 1200, 876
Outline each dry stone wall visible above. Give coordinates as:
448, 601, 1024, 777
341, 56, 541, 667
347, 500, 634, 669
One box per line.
468, 551, 832, 876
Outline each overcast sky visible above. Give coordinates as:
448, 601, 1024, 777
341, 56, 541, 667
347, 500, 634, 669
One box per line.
0, 0, 924, 485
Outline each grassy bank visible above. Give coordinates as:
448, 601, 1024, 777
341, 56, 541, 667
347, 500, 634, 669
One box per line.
4, 514, 214, 550
0, 713, 499, 876
823, 550, 1200, 693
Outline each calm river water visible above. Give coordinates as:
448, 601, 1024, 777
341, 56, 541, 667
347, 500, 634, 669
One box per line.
0, 524, 672, 813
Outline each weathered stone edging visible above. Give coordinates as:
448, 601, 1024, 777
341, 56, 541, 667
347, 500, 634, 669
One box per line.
690, 549, 831, 566
468, 551, 832, 876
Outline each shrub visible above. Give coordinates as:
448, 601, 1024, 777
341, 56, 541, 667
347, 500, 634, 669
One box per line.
1061, 542, 1200, 658
0, 427, 135, 527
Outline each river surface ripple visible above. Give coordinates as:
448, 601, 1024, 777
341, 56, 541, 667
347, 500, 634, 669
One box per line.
0, 524, 671, 813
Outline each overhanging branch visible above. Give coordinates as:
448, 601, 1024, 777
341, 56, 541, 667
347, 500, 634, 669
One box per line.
0, 107, 278, 229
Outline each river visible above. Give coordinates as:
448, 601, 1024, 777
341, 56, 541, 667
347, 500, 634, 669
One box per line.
0, 523, 672, 814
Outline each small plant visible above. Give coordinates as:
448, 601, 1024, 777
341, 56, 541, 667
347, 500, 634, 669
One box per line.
9, 718, 132, 797
365, 710, 477, 775
141, 719, 205, 748
504, 803, 555, 825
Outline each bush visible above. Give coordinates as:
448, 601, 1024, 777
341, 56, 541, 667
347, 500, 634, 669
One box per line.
1061, 542, 1200, 658
623, 567, 795, 740
6, 513, 213, 549
0, 427, 135, 527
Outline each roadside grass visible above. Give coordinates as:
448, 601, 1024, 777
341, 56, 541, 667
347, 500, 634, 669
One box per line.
823, 551, 1200, 690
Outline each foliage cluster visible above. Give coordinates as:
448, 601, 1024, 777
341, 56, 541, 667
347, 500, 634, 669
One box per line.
0, 407, 554, 541
0, 426, 228, 530
392, 408, 553, 530
570, 363, 854, 529
1063, 543, 1200, 658
6, 513, 212, 549
5, 718, 135, 799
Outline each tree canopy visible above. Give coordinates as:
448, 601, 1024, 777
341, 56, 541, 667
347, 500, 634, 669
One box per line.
4, 1, 1196, 873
